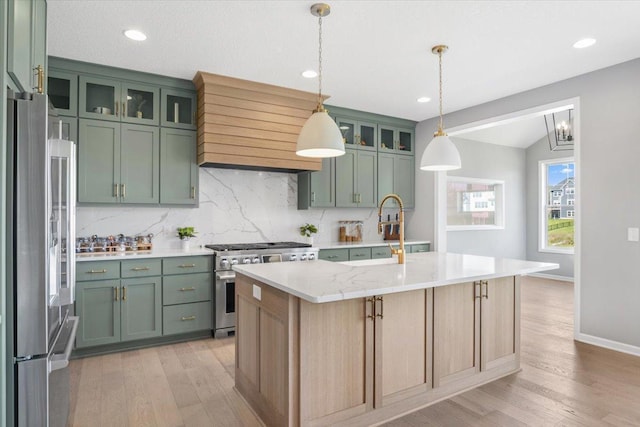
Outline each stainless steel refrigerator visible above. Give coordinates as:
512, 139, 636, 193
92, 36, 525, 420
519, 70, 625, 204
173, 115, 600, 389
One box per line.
6, 91, 79, 427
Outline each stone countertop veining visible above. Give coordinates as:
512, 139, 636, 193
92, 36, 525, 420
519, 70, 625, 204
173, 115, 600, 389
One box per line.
316, 240, 431, 250
75, 247, 214, 262
233, 252, 558, 304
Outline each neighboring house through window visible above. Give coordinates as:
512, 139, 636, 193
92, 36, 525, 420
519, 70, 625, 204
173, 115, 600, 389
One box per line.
540, 158, 575, 253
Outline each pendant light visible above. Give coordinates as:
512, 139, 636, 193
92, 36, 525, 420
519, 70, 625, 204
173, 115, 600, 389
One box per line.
420, 45, 461, 171
296, 3, 345, 158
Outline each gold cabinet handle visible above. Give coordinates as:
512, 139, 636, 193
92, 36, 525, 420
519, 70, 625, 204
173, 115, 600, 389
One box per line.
179, 287, 196, 292
326, 255, 337, 259
115, 102, 119, 116
114, 183, 119, 198
121, 184, 126, 199
88, 269, 107, 274
474, 281, 481, 300
114, 286, 119, 301
33, 65, 44, 94
375, 296, 384, 319
181, 315, 196, 321
131, 267, 150, 271
178, 264, 196, 268
481, 280, 489, 299
123, 102, 126, 118
191, 186, 196, 199
311, 192, 316, 203
366, 297, 376, 321
122, 286, 127, 301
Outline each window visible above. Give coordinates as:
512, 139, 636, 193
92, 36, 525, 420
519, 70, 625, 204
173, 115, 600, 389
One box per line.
540, 158, 575, 253
447, 177, 505, 230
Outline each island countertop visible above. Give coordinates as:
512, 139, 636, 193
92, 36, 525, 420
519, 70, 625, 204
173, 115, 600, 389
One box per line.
233, 251, 558, 303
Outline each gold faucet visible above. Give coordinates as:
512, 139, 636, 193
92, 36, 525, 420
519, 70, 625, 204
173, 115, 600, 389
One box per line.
378, 194, 405, 264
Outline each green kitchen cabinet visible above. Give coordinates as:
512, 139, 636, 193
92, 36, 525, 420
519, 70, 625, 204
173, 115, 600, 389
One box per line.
378, 125, 414, 155
335, 116, 377, 151
348, 247, 371, 261
336, 149, 377, 208
409, 243, 431, 253
318, 248, 349, 262
298, 157, 335, 209
78, 119, 159, 204
160, 128, 198, 205
371, 246, 392, 259
79, 76, 159, 125
120, 277, 162, 342
161, 88, 197, 130
378, 153, 415, 209
75, 279, 121, 348
7, 0, 46, 93
48, 70, 78, 116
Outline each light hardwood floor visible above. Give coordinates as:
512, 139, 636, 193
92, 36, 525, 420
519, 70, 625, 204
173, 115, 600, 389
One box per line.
68, 277, 640, 426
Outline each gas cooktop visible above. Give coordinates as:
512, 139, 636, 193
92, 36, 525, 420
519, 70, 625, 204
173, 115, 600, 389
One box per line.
205, 241, 312, 252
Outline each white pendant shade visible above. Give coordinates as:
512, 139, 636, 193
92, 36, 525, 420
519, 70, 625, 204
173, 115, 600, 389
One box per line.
420, 134, 461, 171
296, 110, 345, 158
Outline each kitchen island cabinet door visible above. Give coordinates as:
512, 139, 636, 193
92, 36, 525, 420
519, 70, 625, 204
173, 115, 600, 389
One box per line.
160, 128, 198, 205
78, 119, 121, 203
120, 124, 159, 204
120, 277, 162, 342
75, 280, 121, 348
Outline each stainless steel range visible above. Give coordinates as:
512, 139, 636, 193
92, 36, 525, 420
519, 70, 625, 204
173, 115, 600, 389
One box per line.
205, 242, 318, 337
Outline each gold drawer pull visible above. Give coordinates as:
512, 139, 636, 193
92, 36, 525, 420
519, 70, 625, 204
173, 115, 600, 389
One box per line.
114, 286, 119, 301
181, 315, 196, 321
326, 255, 337, 259
179, 287, 196, 292
178, 264, 196, 268
122, 286, 127, 301
131, 267, 150, 271
88, 269, 107, 274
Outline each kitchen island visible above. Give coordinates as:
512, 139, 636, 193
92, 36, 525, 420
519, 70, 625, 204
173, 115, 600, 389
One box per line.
233, 252, 558, 426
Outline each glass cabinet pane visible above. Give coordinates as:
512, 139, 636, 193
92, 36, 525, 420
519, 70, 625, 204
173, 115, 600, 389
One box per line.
47, 70, 77, 116
85, 81, 117, 117
166, 94, 192, 125
337, 119, 355, 146
126, 87, 155, 120
380, 128, 394, 150
162, 89, 197, 129
359, 123, 375, 148
398, 130, 413, 152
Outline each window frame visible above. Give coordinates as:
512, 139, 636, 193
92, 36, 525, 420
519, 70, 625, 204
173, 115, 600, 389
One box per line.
539, 157, 575, 254
446, 176, 505, 231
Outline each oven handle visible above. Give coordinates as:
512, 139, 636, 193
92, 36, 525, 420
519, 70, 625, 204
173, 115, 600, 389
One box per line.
216, 272, 236, 281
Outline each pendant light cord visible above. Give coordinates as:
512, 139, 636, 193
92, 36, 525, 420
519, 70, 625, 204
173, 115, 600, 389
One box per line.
438, 49, 444, 133
317, 13, 324, 109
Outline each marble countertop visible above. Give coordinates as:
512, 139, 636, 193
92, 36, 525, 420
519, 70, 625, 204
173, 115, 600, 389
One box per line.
317, 240, 431, 250
233, 252, 558, 303
75, 247, 214, 262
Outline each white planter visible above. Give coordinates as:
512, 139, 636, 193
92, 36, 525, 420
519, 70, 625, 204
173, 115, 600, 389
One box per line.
181, 239, 191, 251
306, 235, 314, 246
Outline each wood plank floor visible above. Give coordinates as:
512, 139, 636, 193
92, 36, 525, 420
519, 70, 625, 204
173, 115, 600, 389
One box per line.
68, 277, 640, 426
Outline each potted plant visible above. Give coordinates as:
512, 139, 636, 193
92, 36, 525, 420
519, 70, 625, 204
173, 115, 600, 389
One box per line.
299, 223, 318, 245
177, 226, 197, 251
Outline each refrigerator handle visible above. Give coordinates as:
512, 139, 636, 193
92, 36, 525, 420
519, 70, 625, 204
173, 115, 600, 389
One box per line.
49, 316, 79, 372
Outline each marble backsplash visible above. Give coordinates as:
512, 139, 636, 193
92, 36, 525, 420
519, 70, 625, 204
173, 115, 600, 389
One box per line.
76, 168, 411, 249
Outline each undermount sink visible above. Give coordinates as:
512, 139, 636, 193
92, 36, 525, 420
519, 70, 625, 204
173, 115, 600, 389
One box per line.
340, 257, 403, 267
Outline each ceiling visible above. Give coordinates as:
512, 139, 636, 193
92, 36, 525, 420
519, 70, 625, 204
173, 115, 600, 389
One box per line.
47, 1, 640, 122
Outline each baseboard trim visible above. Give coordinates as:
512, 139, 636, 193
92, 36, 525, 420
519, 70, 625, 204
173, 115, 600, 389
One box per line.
575, 332, 640, 357
527, 272, 574, 282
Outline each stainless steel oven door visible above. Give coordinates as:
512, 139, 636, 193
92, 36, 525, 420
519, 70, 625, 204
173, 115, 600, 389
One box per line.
215, 271, 236, 337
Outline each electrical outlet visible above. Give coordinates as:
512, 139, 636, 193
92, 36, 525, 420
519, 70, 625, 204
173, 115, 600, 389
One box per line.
253, 284, 262, 301
628, 227, 639, 242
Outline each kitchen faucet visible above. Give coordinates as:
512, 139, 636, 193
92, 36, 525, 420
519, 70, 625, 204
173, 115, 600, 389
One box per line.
378, 194, 405, 264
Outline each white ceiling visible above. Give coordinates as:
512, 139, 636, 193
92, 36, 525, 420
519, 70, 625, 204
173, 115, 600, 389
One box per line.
47, 1, 640, 122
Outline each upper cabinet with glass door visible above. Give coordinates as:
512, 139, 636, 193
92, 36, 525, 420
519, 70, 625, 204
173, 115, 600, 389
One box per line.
378, 125, 414, 154
335, 117, 376, 151
48, 70, 78, 117
79, 76, 159, 125
161, 88, 197, 130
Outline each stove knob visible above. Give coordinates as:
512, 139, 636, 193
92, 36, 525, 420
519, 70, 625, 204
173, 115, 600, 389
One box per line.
220, 258, 230, 268
300, 254, 308, 261
242, 257, 251, 264
308, 253, 316, 260
252, 257, 260, 264
230, 258, 239, 265
289, 254, 297, 261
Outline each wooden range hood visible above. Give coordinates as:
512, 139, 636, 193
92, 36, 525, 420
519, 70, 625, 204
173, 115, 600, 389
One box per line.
193, 71, 326, 172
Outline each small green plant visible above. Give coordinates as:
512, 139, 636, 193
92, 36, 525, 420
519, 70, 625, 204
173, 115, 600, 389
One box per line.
177, 226, 197, 240
299, 223, 318, 237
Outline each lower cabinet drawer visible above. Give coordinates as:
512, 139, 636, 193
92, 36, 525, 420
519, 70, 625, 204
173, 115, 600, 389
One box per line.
163, 256, 213, 275
349, 247, 371, 261
163, 302, 212, 335
319, 248, 349, 262
410, 243, 431, 253
76, 261, 120, 281
371, 246, 392, 259
121, 259, 162, 278
163, 273, 212, 305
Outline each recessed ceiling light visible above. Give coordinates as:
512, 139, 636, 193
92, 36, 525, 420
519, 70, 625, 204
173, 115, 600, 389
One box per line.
417, 97, 431, 103
573, 38, 596, 49
301, 70, 318, 78
124, 29, 147, 41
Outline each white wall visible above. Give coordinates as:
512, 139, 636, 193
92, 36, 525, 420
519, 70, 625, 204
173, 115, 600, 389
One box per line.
414, 58, 640, 352
76, 168, 398, 249
446, 138, 526, 259
525, 135, 574, 278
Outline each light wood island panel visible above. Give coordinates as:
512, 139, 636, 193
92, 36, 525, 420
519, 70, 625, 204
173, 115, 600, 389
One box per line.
235, 274, 521, 426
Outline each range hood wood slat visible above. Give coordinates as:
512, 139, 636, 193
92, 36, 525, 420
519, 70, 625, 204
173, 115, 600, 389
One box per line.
193, 71, 325, 172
